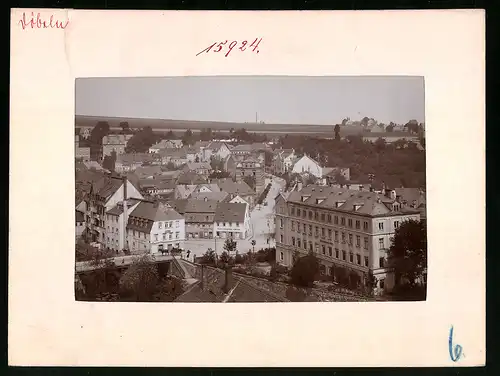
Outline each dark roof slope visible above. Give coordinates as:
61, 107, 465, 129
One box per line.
214, 202, 247, 223
174, 265, 287, 303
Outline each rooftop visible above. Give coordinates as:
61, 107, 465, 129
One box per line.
214, 202, 247, 222
127, 201, 183, 232
287, 185, 420, 217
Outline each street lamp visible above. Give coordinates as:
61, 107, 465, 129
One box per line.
251, 239, 256, 254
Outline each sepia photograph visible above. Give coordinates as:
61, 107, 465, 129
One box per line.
74, 76, 427, 303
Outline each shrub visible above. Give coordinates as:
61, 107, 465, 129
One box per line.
290, 252, 319, 288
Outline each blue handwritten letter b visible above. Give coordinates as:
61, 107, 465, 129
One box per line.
448, 326, 463, 362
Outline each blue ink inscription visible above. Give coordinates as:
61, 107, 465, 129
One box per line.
448, 326, 463, 362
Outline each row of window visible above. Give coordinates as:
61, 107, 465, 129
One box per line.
158, 221, 180, 229
216, 222, 242, 227
278, 237, 387, 269
290, 207, 370, 229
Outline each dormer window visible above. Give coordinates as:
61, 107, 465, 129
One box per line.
316, 198, 324, 204
353, 204, 362, 211
301, 195, 310, 202
336, 201, 345, 208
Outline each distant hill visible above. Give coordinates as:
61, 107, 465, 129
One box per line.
74, 115, 365, 137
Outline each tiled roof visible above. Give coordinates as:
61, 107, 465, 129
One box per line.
395, 188, 426, 206
76, 210, 85, 223
175, 185, 197, 199
287, 185, 420, 217
91, 176, 124, 200
169, 198, 218, 214
159, 148, 187, 158
174, 265, 287, 303
150, 140, 172, 149
107, 198, 142, 216
116, 153, 154, 165
206, 141, 227, 151
134, 166, 163, 178
215, 179, 254, 196
185, 162, 211, 171
128, 201, 183, 232
189, 191, 229, 202
230, 144, 253, 152
214, 202, 247, 222
178, 171, 207, 185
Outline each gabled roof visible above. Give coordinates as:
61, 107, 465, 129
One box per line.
116, 153, 154, 165
107, 198, 142, 216
128, 201, 183, 232
169, 198, 218, 214
215, 179, 254, 196
177, 171, 207, 185
287, 185, 420, 217
185, 162, 211, 171
214, 202, 247, 223
174, 264, 288, 303
159, 148, 187, 158
190, 191, 229, 202
206, 141, 228, 151
90, 176, 124, 200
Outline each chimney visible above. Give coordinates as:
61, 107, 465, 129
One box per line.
204, 196, 208, 202
223, 266, 233, 293
122, 176, 128, 251
297, 182, 303, 191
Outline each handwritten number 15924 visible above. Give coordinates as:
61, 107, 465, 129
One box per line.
196, 38, 262, 57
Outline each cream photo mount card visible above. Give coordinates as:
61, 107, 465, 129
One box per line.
9, 9, 485, 367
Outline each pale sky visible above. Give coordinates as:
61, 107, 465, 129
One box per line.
75, 76, 424, 125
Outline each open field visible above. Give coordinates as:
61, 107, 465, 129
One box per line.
75, 115, 367, 137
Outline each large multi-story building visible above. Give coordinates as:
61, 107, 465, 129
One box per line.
126, 201, 186, 254
274, 185, 421, 294
83, 176, 144, 247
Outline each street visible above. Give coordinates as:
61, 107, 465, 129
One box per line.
183, 175, 286, 258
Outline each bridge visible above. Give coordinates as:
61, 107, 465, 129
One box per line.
75, 253, 194, 281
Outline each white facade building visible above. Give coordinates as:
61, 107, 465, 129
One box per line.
126, 201, 186, 254
213, 202, 250, 240
291, 155, 323, 178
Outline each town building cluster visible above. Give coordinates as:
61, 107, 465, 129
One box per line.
75, 126, 426, 297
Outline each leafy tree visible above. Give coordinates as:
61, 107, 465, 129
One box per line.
223, 237, 237, 256
200, 128, 213, 141
182, 129, 195, 146
200, 249, 216, 265
334, 124, 341, 141
365, 270, 377, 296
195, 155, 200, 163
290, 252, 320, 288
102, 150, 117, 172
404, 119, 419, 134
125, 126, 157, 153
386, 124, 394, 132
361, 116, 370, 127
119, 121, 130, 133
165, 130, 175, 139
219, 251, 233, 266
374, 137, 386, 151
119, 254, 159, 301
154, 276, 185, 302
89, 121, 110, 160
388, 219, 427, 297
